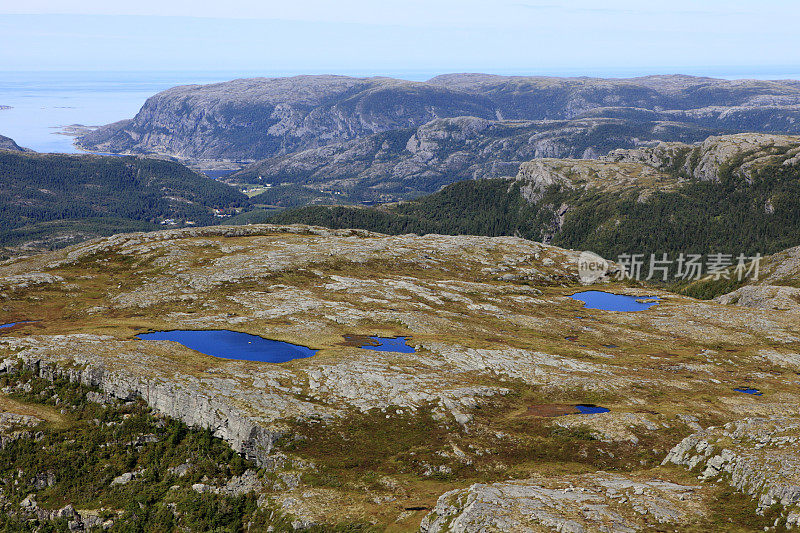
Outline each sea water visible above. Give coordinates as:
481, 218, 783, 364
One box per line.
0, 71, 253, 153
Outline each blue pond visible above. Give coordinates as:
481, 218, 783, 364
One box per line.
136, 330, 317, 363
734, 387, 762, 396
570, 291, 660, 312
360, 336, 416, 353
575, 404, 611, 414
0, 321, 34, 329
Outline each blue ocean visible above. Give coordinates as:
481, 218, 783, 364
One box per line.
0, 71, 265, 153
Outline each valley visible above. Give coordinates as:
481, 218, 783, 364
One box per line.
273, 133, 800, 267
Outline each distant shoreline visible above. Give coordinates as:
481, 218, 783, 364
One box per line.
0, 68, 799, 83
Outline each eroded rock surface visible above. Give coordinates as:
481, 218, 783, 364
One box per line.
604, 133, 800, 182
420, 473, 706, 533
663, 417, 800, 513
715, 244, 800, 311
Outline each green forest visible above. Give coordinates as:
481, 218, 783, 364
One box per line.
0, 152, 250, 248
0, 369, 373, 532
270, 161, 800, 265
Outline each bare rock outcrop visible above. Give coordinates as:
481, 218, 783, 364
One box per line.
663, 417, 800, 513
714, 244, 800, 311
604, 133, 800, 182
420, 473, 705, 532
4, 352, 282, 466
715, 285, 800, 311
515, 157, 675, 203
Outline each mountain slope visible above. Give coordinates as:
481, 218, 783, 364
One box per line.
270, 133, 800, 260
0, 151, 250, 250
77, 75, 498, 163
229, 116, 717, 205
0, 134, 31, 152
684, 244, 800, 309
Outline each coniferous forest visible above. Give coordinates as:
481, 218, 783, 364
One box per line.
269, 161, 800, 262
0, 151, 250, 248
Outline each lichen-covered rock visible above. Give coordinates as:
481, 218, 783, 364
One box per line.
420, 473, 705, 532
516, 158, 676, 203
715, 244, 800, 311
604, 133, 800, 182
663, 417, 800, 512
715, 285, 800, 311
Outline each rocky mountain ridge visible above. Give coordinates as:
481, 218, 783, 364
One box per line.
509, 132, 800, 208
271, 132, 800, 261
706, 244, 800, 311
77, 74, 800, 179
602, 132, 800, 181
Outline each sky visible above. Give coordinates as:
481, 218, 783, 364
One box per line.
1, 0, 799, 75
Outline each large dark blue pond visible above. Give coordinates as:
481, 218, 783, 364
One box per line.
575, 404, 611, 414
570, 291, 660, 312
360, 336, 416, 353
734, 387, 762, 396
136, 330, 317, 363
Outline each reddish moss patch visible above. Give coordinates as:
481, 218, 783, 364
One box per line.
340, 335, 380, 348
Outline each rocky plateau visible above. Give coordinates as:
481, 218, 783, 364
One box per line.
0, 224, 799, 530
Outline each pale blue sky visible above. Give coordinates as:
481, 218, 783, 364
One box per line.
1, 0, 799, 75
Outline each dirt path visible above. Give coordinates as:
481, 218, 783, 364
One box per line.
0, 393, 67, 427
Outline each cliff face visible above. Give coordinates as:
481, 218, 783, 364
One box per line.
515, 133, 800, 249
77, 74, 800, 167
77, 76, 498, 163
3, 349, 281, 466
